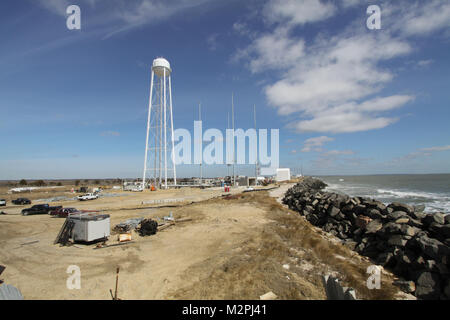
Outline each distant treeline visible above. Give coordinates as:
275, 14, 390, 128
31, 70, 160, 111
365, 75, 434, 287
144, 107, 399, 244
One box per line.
0, 178, 126, 187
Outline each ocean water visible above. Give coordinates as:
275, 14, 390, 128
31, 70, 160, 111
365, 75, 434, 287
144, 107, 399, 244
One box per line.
318, 174, 450, 214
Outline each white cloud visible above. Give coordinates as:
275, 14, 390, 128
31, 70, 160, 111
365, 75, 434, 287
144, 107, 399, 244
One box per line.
101, 131, 120, 137
341, 0, 361, 8
235, 27, 305, 73
37, 0, 215, 38
417, 59, 434, 68
263, 0, 337, 26
392, 144, 450, 163
391, 0, 450, 37
37, 0, 70, 16
322, 150, 355, 156
421, 145, 450, 152
207, 33, 220, 51
234, 0, 434, 134
301, 136, 334, 152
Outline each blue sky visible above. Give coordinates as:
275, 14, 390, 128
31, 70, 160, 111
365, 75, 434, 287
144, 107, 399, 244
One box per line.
0, 0, 449, 179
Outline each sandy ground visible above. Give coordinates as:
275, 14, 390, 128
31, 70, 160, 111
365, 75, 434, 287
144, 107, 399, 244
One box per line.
0, 184, 409, 300
0, 186, 273, 299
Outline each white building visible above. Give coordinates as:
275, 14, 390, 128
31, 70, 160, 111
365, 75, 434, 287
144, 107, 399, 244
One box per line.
276, 168, 291, 182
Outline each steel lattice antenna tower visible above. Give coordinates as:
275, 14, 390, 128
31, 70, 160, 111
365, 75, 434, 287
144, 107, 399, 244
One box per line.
142, 57, 177, 190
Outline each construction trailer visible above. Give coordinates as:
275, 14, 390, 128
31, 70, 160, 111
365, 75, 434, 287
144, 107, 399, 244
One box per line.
69, 213, 110, 242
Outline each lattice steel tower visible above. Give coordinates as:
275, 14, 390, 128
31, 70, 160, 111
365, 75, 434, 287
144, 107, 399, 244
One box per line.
142, 57, 177, 190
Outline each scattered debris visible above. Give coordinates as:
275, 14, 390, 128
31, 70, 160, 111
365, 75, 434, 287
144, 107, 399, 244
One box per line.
164, 212, 174, 221
0, 265, 5, 285
223, 194, 240, 200
260, 291, 277, 300
322, 275, 357, 300
175, 218, 192, 223
113, 218, 144, 233
118, 233, 132, 242
20, 240, 39, 246
157, 222, 175, 231
109, 267, 121, 300
137, 219, 158, 236
93, 241, 135, 250
282, 264, 290, 270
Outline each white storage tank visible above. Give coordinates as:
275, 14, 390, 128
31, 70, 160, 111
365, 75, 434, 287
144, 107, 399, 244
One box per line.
276, 168, 291, 182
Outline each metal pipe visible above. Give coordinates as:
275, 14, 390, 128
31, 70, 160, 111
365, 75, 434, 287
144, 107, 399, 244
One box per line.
143, 70, 154, 190
164, 68, 168, 189
169, 75, 177, 185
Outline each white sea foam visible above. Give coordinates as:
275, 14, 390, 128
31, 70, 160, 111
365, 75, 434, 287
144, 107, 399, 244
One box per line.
376, 188, 446, 200
324, 181, 449, 213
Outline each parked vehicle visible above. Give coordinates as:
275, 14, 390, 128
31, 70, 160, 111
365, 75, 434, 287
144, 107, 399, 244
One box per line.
12, 198, 31, 205
50, 207, 80, 218
0, 199, 6, 206
78, 187, 89, 193
21, 204, 62, 216
77, 193, 98, 201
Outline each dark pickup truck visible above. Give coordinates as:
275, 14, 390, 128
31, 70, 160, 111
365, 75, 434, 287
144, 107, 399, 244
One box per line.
21, 204, 62, 216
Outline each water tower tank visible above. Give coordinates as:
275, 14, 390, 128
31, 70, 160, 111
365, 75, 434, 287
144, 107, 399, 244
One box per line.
152, 57, 171, 76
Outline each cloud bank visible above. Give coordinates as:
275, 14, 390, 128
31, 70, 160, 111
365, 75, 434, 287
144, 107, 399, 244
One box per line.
234, 0, 450, 134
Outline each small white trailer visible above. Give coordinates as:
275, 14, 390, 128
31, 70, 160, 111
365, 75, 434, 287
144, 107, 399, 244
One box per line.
69, 213, 110, 242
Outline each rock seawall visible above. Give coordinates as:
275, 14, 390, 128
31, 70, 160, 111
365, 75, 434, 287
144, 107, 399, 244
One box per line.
282, 177, 450, 300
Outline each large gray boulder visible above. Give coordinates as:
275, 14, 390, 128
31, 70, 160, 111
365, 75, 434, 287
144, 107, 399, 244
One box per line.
401, 225, 421, 237
389, 202, 414, 215
415, 272, 441, 300
328, 206, 340, 217
388, 235, 409, 247
388, 211, 408, 221
380, 222, 403, 235
445, 214, 450, 225
411, 211, 427, 221
423, 213, 446, 226
416, 235, 448, 260
414, 204, 425, 213
365, 219, 383, 234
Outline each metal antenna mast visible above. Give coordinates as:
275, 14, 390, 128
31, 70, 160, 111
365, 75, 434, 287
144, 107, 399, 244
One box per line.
143, 57, 176, 190
227, 111, 231, 178
199, 102, 202, 186
232, 93, 236, 187
254, 104, 259, 181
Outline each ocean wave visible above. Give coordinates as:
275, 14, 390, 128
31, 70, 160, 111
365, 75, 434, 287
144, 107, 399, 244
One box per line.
376, 188, 447, 200
324, 182, 449, 213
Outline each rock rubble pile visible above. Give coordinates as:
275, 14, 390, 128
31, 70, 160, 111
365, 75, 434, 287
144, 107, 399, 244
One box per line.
282, 178, 450, 300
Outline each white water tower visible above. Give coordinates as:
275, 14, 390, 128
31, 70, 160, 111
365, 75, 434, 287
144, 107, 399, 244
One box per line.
142, 57, 177, 189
